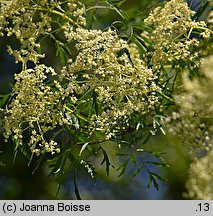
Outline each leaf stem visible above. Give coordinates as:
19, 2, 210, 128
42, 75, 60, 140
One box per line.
26, 5, 82, 28
156, 90, 174, 103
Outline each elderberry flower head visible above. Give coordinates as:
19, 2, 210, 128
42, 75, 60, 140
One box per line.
185, 149, 213, 199
3, 64, 77, 156
61, 27, 161, 138
165, 55, 213, 153
144, 0, 211, 70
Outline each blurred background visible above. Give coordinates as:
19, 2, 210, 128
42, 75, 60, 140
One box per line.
0, 0, 210, 199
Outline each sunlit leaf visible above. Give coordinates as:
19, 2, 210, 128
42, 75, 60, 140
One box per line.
79, 142, 90, 156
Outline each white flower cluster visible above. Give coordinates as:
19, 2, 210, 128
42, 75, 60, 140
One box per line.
0, 0, 29, 36
2, 0, 212, 159
185, 149, 213, 199
2, 0, 162, 155
80, 160, 95, 178
4, 64, 75, 156
166, 55, 213, 153
144, 0, 211, 70
0, 0, 85, 64
62, 27, 161, 138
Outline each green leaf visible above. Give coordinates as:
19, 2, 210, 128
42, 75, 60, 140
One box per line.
87, 9, 96, 29
92, 90, 99, 116
147, 172, 159, 190
107, 2, 126, 19
117, 158, 130, 177
132, 164, 143, 178
144, 161, 168, 168
74, 173, 82, 200
147, 171, 164, 190
49, 155, 63, 176
58, 48, 67, 66
117, 48, 133, 65
78, 135, 88, 143
139, 132, 151, 147
130, 155, 137, 167
144, 151, 170, 168
194, 1, 209, 21
150, 172, 165, 181
147, 174, 153, 189
49, 151, 68, 176
152, 176, 159, 190
132, 36, 146, 58
32, 153, 45, 174
79, 142, 89, 156
116, 0, 127, 7
62, 44, 72, 56
100, 147, 114, 176
55, 42, 71, 66
36, 46, 43, 55
76, 110, 89, 122
134, 35, 148, 51
0, 93, 11, 108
